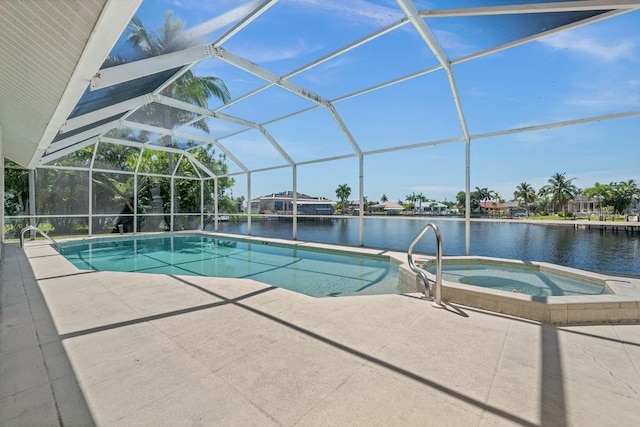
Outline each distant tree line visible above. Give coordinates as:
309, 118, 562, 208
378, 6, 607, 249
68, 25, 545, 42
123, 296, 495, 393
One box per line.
456, 172, 639, 216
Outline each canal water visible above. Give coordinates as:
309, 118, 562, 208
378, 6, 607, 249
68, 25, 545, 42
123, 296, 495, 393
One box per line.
216, 217, 640, 276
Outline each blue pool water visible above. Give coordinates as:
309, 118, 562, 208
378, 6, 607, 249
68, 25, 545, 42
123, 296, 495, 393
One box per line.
58, 234, 401, 297
426, 262, 605, 297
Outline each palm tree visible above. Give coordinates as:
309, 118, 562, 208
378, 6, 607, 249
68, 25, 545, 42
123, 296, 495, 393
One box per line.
380, 194, 388, 203
124, 12, 232, 225
415, 193, 428, 215
474, 187, 490, 202
125, 12, 230, 137
405, 192, 417, 214
622, 179, 640, 211
514, 182, 536, 212
605, 180, 640, 215
539, 172, 578, 217
474, 187, 491, 213
583, 182, 609, 218
335, 184, 351, 214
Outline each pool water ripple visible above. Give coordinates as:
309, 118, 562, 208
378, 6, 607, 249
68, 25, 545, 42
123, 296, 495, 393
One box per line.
59, 234, 401, 298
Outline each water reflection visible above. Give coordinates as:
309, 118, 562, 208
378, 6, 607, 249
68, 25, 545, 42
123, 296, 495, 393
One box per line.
217, 218, 640, 275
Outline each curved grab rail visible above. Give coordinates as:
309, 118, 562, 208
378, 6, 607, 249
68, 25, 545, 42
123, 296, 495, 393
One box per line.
407, 223, 444, 308
20, 225, 60, 251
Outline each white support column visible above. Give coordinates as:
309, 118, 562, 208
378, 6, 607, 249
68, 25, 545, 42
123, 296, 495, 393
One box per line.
29, 170, 36, 239
133, 173, 138, 234
89, 141, 99, 236
397, 0, 477, 255
214, 178, 219, 231
200, 178, 204, 230
292, 165, 298, 240
170, 176, 175, 232
247, 172, 252, 236
88, 169, 93, 236
465, 140, 471, 255
359, 155, 364, 247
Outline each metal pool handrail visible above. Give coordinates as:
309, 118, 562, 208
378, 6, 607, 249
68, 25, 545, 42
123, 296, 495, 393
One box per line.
20, 225, 60, 251
407, 223, 444, 308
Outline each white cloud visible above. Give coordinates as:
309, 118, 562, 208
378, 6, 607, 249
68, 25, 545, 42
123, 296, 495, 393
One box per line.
185, 1, 263, 39
538, 31, 637, 63
566, 89, 640, 109
299, 57, 354, 86
562, 77, 640, 111
296, 0, 403, 28
234, 37, 322, 63
433, 29, 474, 54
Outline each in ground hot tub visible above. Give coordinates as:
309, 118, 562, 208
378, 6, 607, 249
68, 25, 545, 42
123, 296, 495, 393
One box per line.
398, 256, 640, 325
424, 259, 606, 297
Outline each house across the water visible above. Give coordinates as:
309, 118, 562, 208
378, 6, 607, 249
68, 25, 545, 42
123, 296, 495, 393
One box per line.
251, 191, 336, 215
369, 201, 405, 215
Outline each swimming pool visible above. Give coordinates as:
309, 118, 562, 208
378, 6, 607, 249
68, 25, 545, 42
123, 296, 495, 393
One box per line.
425, 261, 606, 297
58, 234, 402, 297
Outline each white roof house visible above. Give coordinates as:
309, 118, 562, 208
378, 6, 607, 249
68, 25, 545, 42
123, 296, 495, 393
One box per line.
251, 191, 335, 215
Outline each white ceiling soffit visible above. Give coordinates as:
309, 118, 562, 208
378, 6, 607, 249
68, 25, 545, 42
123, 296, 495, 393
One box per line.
0, 0, 141, 169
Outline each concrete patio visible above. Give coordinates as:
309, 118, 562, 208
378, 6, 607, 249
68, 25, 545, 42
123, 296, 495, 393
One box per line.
1, 241, 639, 426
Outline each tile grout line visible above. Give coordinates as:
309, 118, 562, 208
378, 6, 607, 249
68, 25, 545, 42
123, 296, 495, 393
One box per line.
6, 245, 64, 425
612, 325, 640, 385
294, 303, 435, 425
476, 320, 513, 426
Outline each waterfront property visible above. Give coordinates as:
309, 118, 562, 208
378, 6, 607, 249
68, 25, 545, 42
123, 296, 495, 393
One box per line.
250, 191, 336, 215
479, 200, 520, 216
568, 195, 602, 215
2, 1, 640, 426
369, 201, 405, 215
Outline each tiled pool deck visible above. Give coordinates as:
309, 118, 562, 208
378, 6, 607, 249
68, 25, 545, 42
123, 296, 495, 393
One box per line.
2, 237, 640, 426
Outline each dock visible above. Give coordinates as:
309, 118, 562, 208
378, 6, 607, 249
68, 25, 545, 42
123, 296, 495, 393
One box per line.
519, 218, 640, 234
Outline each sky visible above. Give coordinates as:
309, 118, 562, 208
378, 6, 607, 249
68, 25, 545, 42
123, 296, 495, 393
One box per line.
125, 0, 640, 204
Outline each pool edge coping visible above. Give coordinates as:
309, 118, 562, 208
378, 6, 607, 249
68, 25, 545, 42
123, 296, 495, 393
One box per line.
399, 255, 640, 325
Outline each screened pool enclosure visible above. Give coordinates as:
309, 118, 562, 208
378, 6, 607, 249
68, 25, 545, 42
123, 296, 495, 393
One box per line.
1, 1, 639, 248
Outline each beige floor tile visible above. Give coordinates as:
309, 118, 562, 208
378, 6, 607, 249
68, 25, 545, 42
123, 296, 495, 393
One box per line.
298, 362, 490, 427
3, 241, 640, 427
0, 346, 48, 399
0, 384, 58, 426
114, 375, 278, 427
214, 333, 365, 425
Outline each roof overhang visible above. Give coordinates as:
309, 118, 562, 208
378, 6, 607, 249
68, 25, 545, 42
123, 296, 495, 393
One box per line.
0, 0, 141, 168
